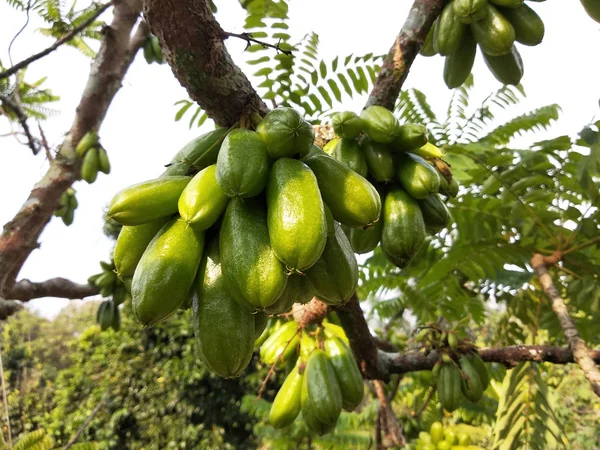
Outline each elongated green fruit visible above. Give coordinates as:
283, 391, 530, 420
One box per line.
396, 153, 441, 199
443, 30, 477, 88
331, 111, 365, 139
420, 21, 437, 56
325, 138, 368, 177
150, 35, 164, 64
108, 176, 190, 226
381, 189, 426, 268
220, 197, 287, 310
322, 322, 350, 346
254, 312, 268, 340
260, 321, 299, 365
418, 194, 451, 234
472, 4, 515, 56
264, 273, 314, 315
304, 153, 381, 228
500, 5, 544, 46
459, 355, 484, 402
300, 332, 318, 360
392, 123, 428, 151
301, 350, 342, 434
410, 142, 443, 159
216, 129, 269, 198
76, 131, 98, 157
81, 147, 99, 184
467, 352, 489, 390
164, 128, 230, 176
434, 2, 465, 55
114, 220, 166, 278
267, 158, 327, 272
194, 239, 255, 378
257, 107, 315, 159
453, 0, 487, 24
270, 360, 304, 428
438, 363, 462, 411
143, 39, 155, 64
132, 218, 204, 326
360, 138, 394, 182
178, 164, 229, 230
489, 0, 523, 6
360, 105, 398, 144
483, 45, 524, 85
306, 224, 358, 306
97, 147, 111, 174
324, 337, 364, 411
349, 211, 383, 254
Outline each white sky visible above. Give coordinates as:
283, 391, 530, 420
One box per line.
0, 0, 598, 318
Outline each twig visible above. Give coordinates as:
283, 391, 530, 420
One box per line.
412, 386, 435, 418
0, 94, 39, 154
562, 236, 600, 257
373, 380, 405, 447
0, 2, 113, 81
0, 350, 12, 448
531, 254, 600, 398
256, 327, 301, 400
63, 390, 109, 449
552, 263, 583, 280
38, 123, 53, 160
222, 31, 292, 55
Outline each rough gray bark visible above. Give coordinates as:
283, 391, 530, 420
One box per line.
7, 278, 98, 301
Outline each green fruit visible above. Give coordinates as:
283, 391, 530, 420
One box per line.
143, 39, 155, 64
114, 220, 165, 278
324, 337, 364, 411
500, 4, 544, 46
434, 2, 466, 55
111, 305, 121, 331
467, 352, 489, 390
108, 176, 190, 226
267, 158, 327, 272
489, 0, 522, 6
483, 45, 523, 85
324, 203, 335, 236
132, 218, 204, 326
457, 432, 471, 445
381, 189, 426, 268
97, 147, 111, 174
359, 138, 394, 182
264, 274, 314, 315
459, 355, 484, 402
332, 111, 365, 139
81, 147, 99, 184
437, 441, 452, 450
75, 131, 98, 157
220, 197, 288, 311
150, 35, 164, 64
325, 138, 368, 177
178, 164, 229, 230
260, 321, 299, 365
581, 0, 600, 22
62, 208, 74, 226
421, 21, 438, 56
304, 153, 381, 228
360, 105, 398, 144
322, 322, 349, 346
300, 332, 318, 360
270, 360, 304, 428
256, 107, 315, 159
349, 212, 382, 254
97, 301, 114, 331
164, 128, 230, 176
444, 429, 457, 445
306, 225, 358, 306
448, 332, 458, 349
438, 363, 462, 412
453, 0, 487, 24
396, 153, 441, 199
193, 239, 255, 378
392, 123, 429, 151
443, 30, 477, 88
447, 178, 459, 197
301, 350, 343, 434
216, 129, 269, 198
430, 421, 444, 443
254, 312, 268, 339
411, 142, 444, 159
419, 194, 451, 234
472, 4, 515, 56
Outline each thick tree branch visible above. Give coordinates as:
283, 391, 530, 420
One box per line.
365, 0, 447, 110
0, 1, 146, 302
0, 94, 39, 154
6, 278, 98, 302
531, 253, 600, 397
143, 0, 268, 127
0, 2, 113, 81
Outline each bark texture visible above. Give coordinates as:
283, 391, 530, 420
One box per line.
7, 278, 98, 301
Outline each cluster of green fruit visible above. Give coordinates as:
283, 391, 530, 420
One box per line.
75, 131, 111, 184
143, 34, 165, 65
414, 422, 484, 450
258, 320, 364, 435
52, 188, 77, 226
329, 106, 456, 268
422, 0, 545, 88
88, 260, 130, 331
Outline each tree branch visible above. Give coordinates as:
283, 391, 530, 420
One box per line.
142, 0, 268, 127
0, 94, 39, 154
0, 2, 113, 81
365, 0, 447, 110
6, 278, 98, 302
0, 1, 146, 302
222, 31, 292, 55
373, 379, 405, 448
531, 253, 600, 397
